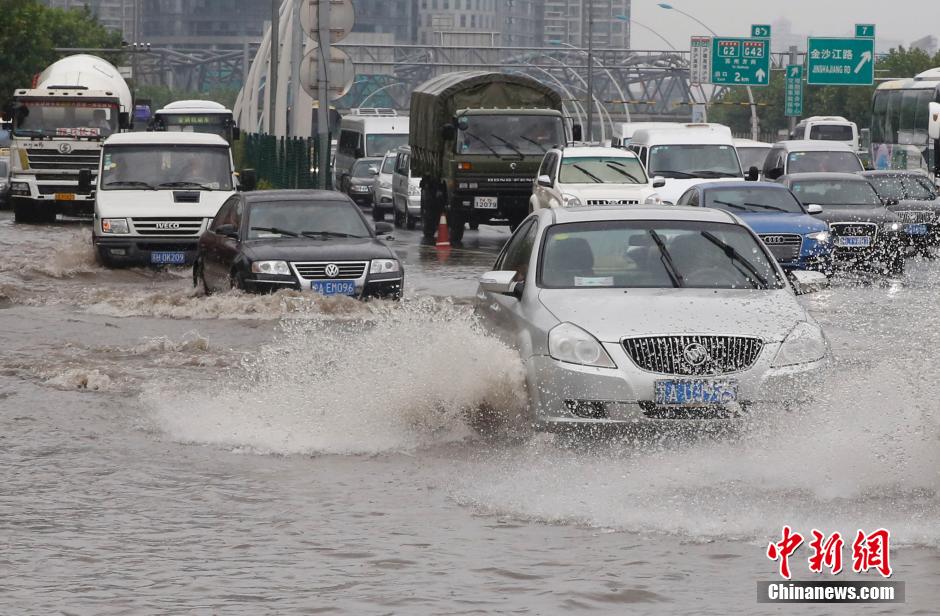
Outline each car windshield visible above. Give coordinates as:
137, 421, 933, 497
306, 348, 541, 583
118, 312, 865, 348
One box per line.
558, 156, 648, 184
381, 155, 396, 174
352, 159, 380, 178
787, 151, 862, 173
539, 220, 783, 290
809, 125, 854, 141
366, 134, 407, 157
14, 101, 118, 138
247, 200, 370, 240
867, 175, 936, 201
737, 147, 770, 171
457, 114, 566, 156
101, 145, 233, 191
704, 187, 805, 214
647, 145, 742, 178
790, 180, 882, 206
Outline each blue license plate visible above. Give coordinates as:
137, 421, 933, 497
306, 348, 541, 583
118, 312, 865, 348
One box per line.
835, 236, 871, 248
150, 251, 186, 265
311, 280, 357, 296
654, 380, 738, 406
905, 224, 928, 235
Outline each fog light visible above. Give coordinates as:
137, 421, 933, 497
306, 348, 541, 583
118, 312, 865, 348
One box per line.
564, 400, 609, 419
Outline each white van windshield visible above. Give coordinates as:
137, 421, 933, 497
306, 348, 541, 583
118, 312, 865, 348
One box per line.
648, 144, 742, 179
101, 146, 233, 191
367, 134, 408, 157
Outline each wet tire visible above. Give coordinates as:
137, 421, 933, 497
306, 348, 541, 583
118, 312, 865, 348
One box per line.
393, 205, 405, 228
406, 216, 417, 230
195, 261, 212, 295
372, 207, 384, 222
468, 222, 479, 231
13, 201, 39, 224
421, 184, 439, 241
448, 209, 465, 245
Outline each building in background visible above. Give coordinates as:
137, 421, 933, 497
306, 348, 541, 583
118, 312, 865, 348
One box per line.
415, 0, 500, 46
139, 0, 268, 50
499, 0, 545, 48
41, 0, 139, 40
911, 35, 938, 56
543, 0, 630, 48
352, 0, 417, 44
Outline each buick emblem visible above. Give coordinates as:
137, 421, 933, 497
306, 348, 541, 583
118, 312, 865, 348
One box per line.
324, 263, 340, 278
58, 143, 72, 154
683, 343, 709, 367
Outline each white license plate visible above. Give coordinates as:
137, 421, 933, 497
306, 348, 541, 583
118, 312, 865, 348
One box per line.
835, 236, 871, 248
474, 196, 498, 209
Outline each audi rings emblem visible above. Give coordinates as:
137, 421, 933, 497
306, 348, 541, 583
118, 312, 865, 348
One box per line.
324, 264, 340, 278
763, 235, 787, 245
683, 343, 710, 367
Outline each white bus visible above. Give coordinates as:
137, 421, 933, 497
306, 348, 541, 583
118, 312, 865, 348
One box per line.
151, 100, 239, 143
870, 68, 940, 174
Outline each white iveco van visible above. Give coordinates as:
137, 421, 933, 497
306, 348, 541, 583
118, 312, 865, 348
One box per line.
91, 132, 246, 267
333, 109, 410, 191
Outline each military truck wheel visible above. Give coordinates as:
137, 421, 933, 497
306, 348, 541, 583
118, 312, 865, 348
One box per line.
448, 210, 465, 245
508, 213, 527, 232
406, 216, 418, 230
421, 184, 439, 240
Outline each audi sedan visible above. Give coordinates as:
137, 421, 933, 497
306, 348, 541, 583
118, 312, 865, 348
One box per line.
475, 206, 829, 429
194, 190, 403, 299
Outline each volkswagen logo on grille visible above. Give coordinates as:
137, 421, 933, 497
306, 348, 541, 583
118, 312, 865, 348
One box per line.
762, 235, 787, 245
155, 222, 180, 230
324, 263, 340, 278
683, 343, 710, 367
58, 143, 72, 154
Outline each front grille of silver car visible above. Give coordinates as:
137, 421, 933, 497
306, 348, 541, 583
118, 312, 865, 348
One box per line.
895, 210, 933, 224
623, 335, 764, 376
759, 233, 803, 262
291, 261, 367, 280
586, 199, 640, 205
131, 218, 205, 236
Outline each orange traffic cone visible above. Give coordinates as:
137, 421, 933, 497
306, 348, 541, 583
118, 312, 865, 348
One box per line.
436, 212, 450, 248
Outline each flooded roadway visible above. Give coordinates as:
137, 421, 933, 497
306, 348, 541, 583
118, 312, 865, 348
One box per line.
1, 211, 938, 615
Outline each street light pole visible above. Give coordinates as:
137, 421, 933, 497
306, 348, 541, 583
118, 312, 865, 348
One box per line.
268, 0, 279, 134
585, 0, 594, 142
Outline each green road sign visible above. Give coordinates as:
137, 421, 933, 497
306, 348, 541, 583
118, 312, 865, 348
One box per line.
806, 37, 875, 85
855, 24, 875, 38
785, 65, 803, 117
711, 37, 771, 86
751, 24, 771, 38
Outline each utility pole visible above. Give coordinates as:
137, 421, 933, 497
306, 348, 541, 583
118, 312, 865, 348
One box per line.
268, 0, 280, 134
788, 45, 799, 135
585, 0, 594, 142
316, 0, 331, 189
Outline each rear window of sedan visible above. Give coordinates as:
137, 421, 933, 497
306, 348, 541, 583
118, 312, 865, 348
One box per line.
538, 220, 784, 290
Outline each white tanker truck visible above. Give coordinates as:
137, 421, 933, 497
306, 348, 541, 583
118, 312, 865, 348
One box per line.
8, 54, 132, 223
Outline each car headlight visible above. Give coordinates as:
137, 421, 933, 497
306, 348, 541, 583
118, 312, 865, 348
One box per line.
101, 218, 129, 234
562, 193, 582, 207
370, 259, 401, 274
11, 182, 29, 195
548, 322, 617, 368
883, 222, 900, 232
251, 260, 291, 275
805, 230, 830, 244
644, 192, 663, 205
772, 322, 828, 368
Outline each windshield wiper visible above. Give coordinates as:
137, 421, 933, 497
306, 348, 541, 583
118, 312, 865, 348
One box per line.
571, 164, 604, 184
157, 181, 217, 190
250, 226, 299, 237
518, 135, 548, 152
461, 130, 504, 158
711, 199, 790, 213
300, 231, 365, 239
648, 229, 683, 288
653, 170, 696, 178
604, 162, 642, 183
104, 180, 156, 190
489, 133, 525, 159
690, 170, 741, 178
700, 231, 769, 289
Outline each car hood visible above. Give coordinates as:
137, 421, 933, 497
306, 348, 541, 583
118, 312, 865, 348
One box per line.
96, 189, 234, 218
815, 205, 897, 224
735, 212, 829, 234
350, 177, 375, 186
243, 237, 395, 262
563, 183, 656, 196
657, 177, 741, 204
889, 200, 940, 213
538, 287, 805, 343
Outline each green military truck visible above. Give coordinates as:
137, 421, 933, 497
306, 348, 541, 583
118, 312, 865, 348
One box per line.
409, 71, 572, 244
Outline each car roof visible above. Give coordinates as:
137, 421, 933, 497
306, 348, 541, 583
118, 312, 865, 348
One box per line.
244, 189, 353, 204
859, 170, 928, 177
772, 140, 855, 152
733, 138, 772, 148
631, 127, 734, 145
544, 205, 738, 225
103, 132, 229, 146
557, 145, 639, 158
780, 172, 868, 182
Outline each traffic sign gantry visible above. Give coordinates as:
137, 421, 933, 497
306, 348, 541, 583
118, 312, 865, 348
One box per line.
751, 24, 771, 38
690, 36, 712, 85
855, 24, 876, 38
711, 37, 771, 86
806, 37, 875, 85
785, 65, 803, 117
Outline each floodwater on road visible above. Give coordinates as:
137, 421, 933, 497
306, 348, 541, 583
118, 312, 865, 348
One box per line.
1, 212, 938, 615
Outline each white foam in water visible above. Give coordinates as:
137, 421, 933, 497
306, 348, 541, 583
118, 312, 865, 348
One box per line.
146, 298, 527, 455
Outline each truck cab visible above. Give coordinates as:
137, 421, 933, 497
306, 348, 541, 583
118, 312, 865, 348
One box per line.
92, 132, 251, 267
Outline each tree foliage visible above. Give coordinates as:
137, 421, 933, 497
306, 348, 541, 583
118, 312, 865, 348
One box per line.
708, 47, 940, 137
0, 0, 123, 111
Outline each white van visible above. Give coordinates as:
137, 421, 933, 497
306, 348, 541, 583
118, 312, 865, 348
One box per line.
612, 121, 732, 148
628, 124, 749, 204
392, 146, 421, 229
334, 109, 409, 193
734, 138, 772, 177
789, 116, 860, 152
91, 132, 244, 267
762, 140, 864, 181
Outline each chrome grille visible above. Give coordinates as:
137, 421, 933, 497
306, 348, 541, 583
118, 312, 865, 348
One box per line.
895, 210, 933, 224
586, 199, 640, 206
26, 149, 100, 171
291, 261, 367, 280
623, 335, 764, 376
131, 218, 204, 236
759, 233, 803, 262
829, 222, 877, 237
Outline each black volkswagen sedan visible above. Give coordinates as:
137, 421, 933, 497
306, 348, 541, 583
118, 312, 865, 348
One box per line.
780, 173, 906, 275
194, 190, 403, 298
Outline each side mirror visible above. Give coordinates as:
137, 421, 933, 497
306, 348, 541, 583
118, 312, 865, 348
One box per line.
789, 270, 829, 295
369, 166, 379, 176
746, 166, 760, 181
374, 221, 394, 235
441, 124, 457, 141
928, 101, 940, 141
652, 176, 666, 188
119, 111, 130, 130
479, 270, 522, 298
765, 167, 783, 180
806, 203, 823, 215
214, 224, 239, 240
537, 174, 552, 188
232, 126, 241, 141
571, 124, 583, 142
240, 169, 257, 192
78, 169, 93, 190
